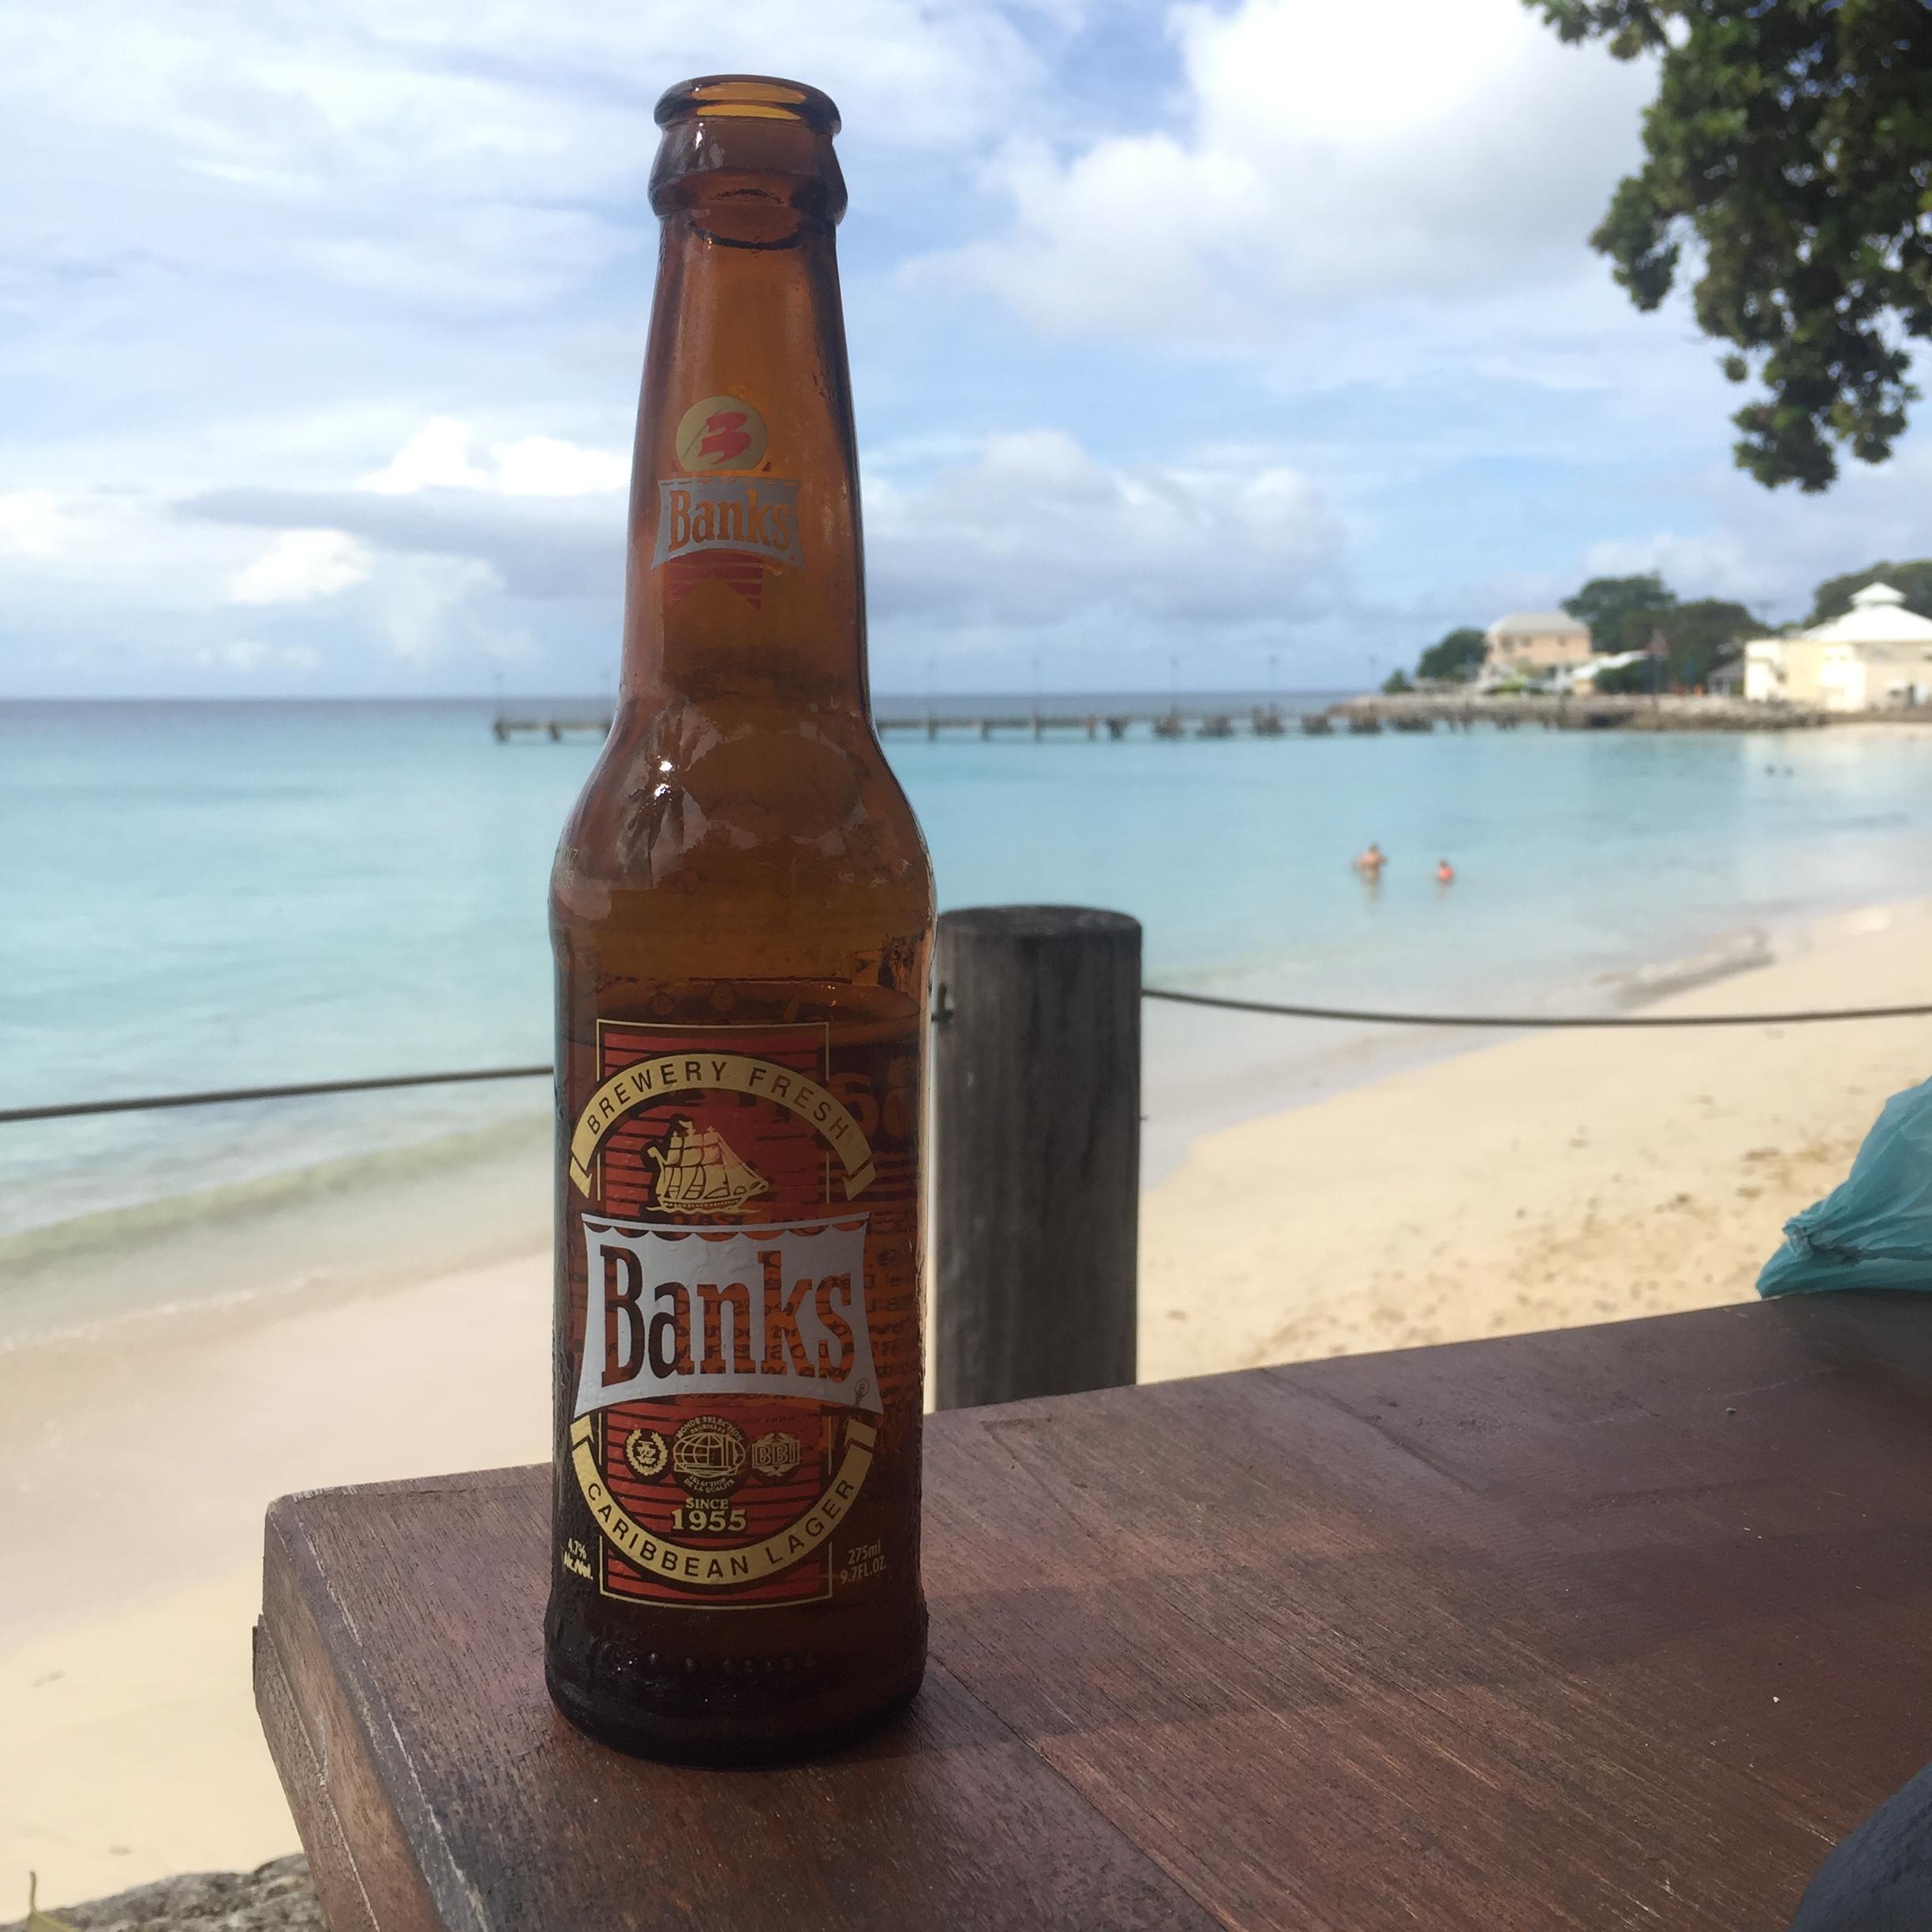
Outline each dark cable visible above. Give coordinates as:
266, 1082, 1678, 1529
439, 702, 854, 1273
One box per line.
8, 987, 1930, 1126
1140, 987, 1932, 1028
0, 1064, 552, 1126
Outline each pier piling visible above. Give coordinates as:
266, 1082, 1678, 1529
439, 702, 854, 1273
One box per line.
932, 906, 1140, 1410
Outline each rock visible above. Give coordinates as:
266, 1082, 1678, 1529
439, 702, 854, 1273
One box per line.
1, 1857, 322, 1932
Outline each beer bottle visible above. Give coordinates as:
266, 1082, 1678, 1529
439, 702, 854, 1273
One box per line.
545, 75, 933, 1762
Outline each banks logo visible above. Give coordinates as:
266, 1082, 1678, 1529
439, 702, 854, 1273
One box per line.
576, 1212, 880, 1417
656, 393, 800, 602
675, 395, 767, 474
652, 475, 803, 572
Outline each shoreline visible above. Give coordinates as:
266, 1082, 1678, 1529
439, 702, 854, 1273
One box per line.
7, 889, 1907, 1348
1140, 893, 1932, 1380
1142, 888, 1926, 1190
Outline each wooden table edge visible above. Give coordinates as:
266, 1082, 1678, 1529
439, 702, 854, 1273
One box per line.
258, 1499, 460, 1932
256, 1484, 1226, 1932
255, 1612, 382, 1932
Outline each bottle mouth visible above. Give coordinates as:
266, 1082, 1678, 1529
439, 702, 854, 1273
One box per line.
654, 75, 841, 138
650, 75, 846, 234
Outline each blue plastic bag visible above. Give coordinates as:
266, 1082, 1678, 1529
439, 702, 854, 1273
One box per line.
1759, 1076, 1932, 1297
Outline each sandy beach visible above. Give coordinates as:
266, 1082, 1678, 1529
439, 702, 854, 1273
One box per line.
7, 896, 1932, 1905
1140, 897, 1932, 1379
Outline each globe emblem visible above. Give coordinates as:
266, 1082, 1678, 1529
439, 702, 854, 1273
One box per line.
672, 1414, 748, 1496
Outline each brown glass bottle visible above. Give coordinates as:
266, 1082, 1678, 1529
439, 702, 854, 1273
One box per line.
544, 76, 932, 1763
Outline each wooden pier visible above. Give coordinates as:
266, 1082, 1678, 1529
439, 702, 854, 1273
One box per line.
491, 712, 612, 742
492, 695, 1832, 743
875, 706, 1294, 741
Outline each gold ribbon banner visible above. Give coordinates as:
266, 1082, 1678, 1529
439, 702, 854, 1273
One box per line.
571, 1414, 875, 1589
568, 1050, 875, 1200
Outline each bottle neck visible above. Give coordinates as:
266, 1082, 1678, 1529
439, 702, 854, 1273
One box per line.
619, 209, 868, 721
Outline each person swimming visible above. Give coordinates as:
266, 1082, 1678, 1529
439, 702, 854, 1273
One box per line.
1436, 859, 1455, 886
1353, 841, 1385, 879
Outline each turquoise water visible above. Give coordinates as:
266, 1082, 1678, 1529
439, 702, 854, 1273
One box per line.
5, 698, 1931, 1240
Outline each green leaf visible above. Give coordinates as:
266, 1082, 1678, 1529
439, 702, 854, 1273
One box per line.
1523, 0, 1932, 489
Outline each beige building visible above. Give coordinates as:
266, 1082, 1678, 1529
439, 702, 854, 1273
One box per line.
1743, 582, 1932, 711
1484, 610, 1593, 676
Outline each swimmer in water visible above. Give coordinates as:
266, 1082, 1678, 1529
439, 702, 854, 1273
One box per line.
1353, 841, 1385, 880
1436, 859, 1455, 886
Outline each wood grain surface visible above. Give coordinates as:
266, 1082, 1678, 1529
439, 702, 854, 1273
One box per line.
258, 1296, 1932, 1931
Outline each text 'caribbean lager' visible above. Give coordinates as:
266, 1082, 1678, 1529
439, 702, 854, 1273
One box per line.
545, 76, 934, 1762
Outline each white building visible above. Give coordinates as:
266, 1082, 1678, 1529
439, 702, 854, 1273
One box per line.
1743, 582, 1932, 710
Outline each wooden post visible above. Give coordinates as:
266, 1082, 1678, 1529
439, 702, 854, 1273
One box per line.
932, 906, 1140, 1410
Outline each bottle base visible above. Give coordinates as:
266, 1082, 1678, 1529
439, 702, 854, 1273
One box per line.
545, 1646, 926, 1765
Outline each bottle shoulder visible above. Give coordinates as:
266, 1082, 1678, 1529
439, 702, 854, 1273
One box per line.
552, 702, 931, 928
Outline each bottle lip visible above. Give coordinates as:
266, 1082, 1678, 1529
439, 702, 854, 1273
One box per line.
654, 75, 841, 137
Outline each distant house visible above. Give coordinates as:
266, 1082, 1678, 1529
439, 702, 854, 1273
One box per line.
1484, 611, 1593, 678
1743, 582, 1932, 710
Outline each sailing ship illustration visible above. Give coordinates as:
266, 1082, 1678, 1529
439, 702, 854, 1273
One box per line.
648, 1116, 769, 1212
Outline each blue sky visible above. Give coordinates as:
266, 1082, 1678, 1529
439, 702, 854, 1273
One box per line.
4, 0, 1927, 698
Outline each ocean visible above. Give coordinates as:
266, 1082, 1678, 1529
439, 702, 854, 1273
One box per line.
6, 697, 1931, 1262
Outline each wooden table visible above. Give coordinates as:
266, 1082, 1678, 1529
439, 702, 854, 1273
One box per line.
256, 1297, 1932, 1931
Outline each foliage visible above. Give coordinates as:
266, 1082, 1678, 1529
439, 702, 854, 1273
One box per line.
1808, 559, 1932, 625
1524, 0, 1932, 491
1561, 572, 1676, 657
1381, 667, 1414, 695
1590, 597, 1762, 692
1415, 627, 1488, 683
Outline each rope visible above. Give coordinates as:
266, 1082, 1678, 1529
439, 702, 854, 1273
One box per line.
0, 1065, 551, 1126
6, 987, 1931, 1126
1140, 987, 1932, 1028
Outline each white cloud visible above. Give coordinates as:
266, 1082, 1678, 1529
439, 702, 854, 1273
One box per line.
1580, 441, 1932, 623
197, 638, 267, 671
0, 491, 68, 556
869, 427, 1346, 633
1, 1, 1052, 321
927, 0, 1653, 340
0, 483, 275, 611
361, 421, 492, 495
195, 424, 1346, 656
361, 419, 628, 497
382, 555, 504, 660
227, 530, 374, 604
491, 436, 630, 497
193, 638, 325, 674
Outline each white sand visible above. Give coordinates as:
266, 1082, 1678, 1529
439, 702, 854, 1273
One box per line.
0, 1255, 551, 1904
1141, 897, 1932, 1376
6, 897, 1932, 1904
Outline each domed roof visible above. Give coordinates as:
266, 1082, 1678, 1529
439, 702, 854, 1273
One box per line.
1807, 582, 1932, 645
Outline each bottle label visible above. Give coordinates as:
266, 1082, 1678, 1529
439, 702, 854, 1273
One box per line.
651, 395, 803, 606
560, 1018, 917, 1610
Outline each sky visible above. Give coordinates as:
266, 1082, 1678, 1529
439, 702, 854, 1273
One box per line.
3, 0, 1928, 698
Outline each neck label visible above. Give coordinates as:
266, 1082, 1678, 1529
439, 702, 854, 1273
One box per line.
653, 392, 803, 605
652, 475, 802, 570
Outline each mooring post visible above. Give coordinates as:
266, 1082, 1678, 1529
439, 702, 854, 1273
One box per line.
932, 905, 1140, 1410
